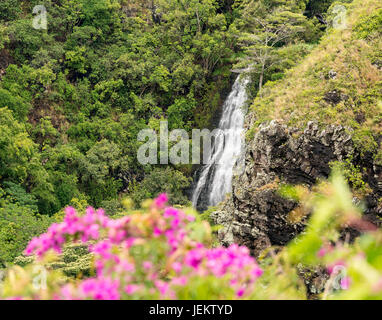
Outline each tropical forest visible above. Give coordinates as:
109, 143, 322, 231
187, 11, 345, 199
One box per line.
0, 0, 381, 301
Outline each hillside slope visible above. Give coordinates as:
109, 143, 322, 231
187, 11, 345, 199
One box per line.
248, 0, 382, 156
214, 0, 382, 262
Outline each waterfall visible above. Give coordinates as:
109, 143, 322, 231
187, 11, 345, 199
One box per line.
192, 76, 249, 211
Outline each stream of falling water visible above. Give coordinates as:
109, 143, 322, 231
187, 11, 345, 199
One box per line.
192, 76, 249, 210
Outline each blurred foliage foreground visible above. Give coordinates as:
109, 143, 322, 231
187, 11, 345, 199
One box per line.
1, 170, 382, 300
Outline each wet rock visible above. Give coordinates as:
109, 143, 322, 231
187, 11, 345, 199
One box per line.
213, 121, 358, 256
297, 265, 329, 299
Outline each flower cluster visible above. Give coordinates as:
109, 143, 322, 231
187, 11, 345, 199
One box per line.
182, 244, 263, 297
25, 207, 108, 257
20, 194, 262, 300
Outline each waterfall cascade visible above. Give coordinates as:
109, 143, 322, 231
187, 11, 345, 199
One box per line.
192, 76, 249, 211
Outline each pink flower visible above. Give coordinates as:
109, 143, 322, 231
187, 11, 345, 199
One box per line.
317, 244, 333, 258
125, 284, 140, 295
124, 237, 136, 248
80, 278, 120, 300
317, 247, 327, 258
154, 193, 168, 208
172, 262, 183, 273
327, 261, 346, 275
171, 276, 187, 286
155, 280, 169, 296
171, 217, 181, 229
153, 227, 162, 237
340, 277, 351, 290
143, 261, 153, 271
21, 197, 264, 301
164, 207, 179, 217
185, 248, 205, 269
252, 267, 264, 278
236, 288, 245, 297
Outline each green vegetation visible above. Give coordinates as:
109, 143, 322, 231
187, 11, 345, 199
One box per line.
232, 0, 323, 94
248, 0, 382, 155
14, 243, 94, 279
0, 0, 381, 301
0, 0, 335, 264
0, 0, 382, 297
330, 158, 372, 196
0, 0, 238, 216
0, 203, 53, 267
0, 0, 240, 263
3, 171, 382, 300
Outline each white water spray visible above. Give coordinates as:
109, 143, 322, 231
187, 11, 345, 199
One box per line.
192, 76, 249, 209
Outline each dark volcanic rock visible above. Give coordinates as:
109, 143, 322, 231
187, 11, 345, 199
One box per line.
324, 90, 348, 105
211, 120, 373, 257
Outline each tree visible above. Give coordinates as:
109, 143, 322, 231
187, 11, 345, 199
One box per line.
79, 139, 128, 206
0, 0, 243, 219
234, 0, 314, 93
0, 0, 21, 22
0, 108, 36, 182
0, 88, 31, 120
0, 203, 53, 266
131, 167, 191, 206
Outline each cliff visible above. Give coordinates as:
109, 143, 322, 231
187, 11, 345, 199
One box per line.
213, 120, 382, 256
213, 0, 382, 257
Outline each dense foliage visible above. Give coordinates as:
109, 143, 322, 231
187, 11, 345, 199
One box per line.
0, 0, 381, 301
0, 0, 240, 216
2, 172, 382, 300
0, 0, 335, 264
2, 194, 263, 299
248, 0, 382, 156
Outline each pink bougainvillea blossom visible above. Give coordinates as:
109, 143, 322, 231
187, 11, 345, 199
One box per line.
22, 194, 263, 300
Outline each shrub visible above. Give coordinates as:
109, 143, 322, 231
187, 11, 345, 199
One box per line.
0, 204, 53, 267
329, 158, 372, 196
130, 167, 192, 207
2, 172, 382, 300
1, 194, 262, 299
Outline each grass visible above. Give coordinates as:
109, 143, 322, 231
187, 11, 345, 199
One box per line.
249, 0, 382, 156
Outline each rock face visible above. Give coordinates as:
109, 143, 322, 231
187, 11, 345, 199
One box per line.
212, 120, 382, 257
